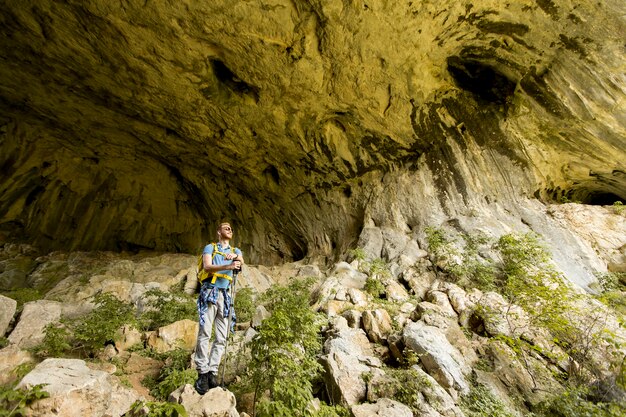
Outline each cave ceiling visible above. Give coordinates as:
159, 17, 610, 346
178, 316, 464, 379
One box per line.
0, 0, 624, 264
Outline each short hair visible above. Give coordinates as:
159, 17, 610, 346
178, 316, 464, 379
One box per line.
217, 222, 232, 230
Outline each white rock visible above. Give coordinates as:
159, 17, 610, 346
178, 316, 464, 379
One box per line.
341, 309, 362, 328
381, 228, 411, 261
347, 287, 368, 307
357, 226, 384, 260
402, 268, 436, 300
8, 300, 63, 348
403, 321, 470, 394
426, 290, 458, 317
352, 398, 413, 417
169, 384, 239, 417
0, 294, 16, 336
252, 305, 270, 328
17, 358, 139, 417
362, 309, 393, 344
322, 320, 382, 405
385, 279, 410, 302
330, 262, 368, 288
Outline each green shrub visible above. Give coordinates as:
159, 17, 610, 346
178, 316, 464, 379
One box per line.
535, 387, 626, 417
612, 201, 624, 215
127, 400, 188, 417
388, 368, 431, 414
496, 233, 573, 338
0, 384, 49, 417
33, 323, 72, 358
33, 292, 137, 358
594, 272, 626, 316
139, 288, 196, 330
349, 247, 367, 262
242, 277, 344, 417
364, 277, 385, 298
142, 347, 196, 401
460, 382, 517, 417
234, 287, 255, 323
363, 259, 391, 298
425, 227, 497, 290
72, 292, 137, 354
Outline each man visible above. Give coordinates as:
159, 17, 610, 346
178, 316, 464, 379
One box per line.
194, 222, 243, 394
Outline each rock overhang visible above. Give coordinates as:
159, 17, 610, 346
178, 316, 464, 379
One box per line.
0, 0, 624, 264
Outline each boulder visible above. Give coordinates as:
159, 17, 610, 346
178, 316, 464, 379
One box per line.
426, 290, 458, 317
352, 398, 413, 417
341, 309, 362, 328
411, 301, 456, 330
17, 358, 139, 417
146, 319, 199, 352
402, 268, 436, 300
381, 228, 411, 261
184, 266, 199, 295
403, 321, 470, 394
367, 366, 464, 417
330, 262, 368, 288
114, 325, 144, 352
169, 384, 239, 417
473, 292, 529, 338
385, 279, 410, 302
117, 352, 162, 398
357, 226, 384, 260
0, 294, 17, 336
0, 344, 36, 386
486, 339, 564, 406
321, 317, 383, 406
251, 305, 270, 328
347, 288, 368, 307
325, 300, 351, 317
362, 309, 393, 344
7, 300, 63, 348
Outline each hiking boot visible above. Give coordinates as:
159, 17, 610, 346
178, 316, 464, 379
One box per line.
207, 371, 218, 389
194, 372, 210, 395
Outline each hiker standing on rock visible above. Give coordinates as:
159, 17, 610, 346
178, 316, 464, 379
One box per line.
194, 222, 243, 395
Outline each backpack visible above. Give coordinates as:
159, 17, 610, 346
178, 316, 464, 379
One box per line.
197, 243, 239, 284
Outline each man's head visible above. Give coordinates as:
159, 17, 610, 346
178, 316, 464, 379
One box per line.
217, 222, 233, 240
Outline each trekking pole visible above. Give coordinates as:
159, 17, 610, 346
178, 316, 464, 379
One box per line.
220, 266, 239, 387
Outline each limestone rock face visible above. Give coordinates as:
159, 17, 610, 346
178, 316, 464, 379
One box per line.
0, 0, 624, 266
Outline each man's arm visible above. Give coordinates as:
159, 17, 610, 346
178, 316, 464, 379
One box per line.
203, 252, 242, 272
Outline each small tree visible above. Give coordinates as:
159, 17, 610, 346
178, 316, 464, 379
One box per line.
243, 277, 346, 417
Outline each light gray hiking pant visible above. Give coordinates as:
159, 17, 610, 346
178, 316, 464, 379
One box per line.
194, 290, 228, 374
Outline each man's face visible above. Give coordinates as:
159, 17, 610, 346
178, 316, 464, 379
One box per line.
218, 223, 233, 239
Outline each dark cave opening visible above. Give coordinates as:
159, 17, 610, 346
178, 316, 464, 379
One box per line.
546, 186, 625, 206
579, 191, 624, 206
446, 56, 517, 105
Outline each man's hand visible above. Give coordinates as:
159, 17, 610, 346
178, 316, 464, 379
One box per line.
230, 261, 242, 271
224, 253, 238, 260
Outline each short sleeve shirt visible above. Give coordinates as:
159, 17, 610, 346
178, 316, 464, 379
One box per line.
203, 243, 242, 289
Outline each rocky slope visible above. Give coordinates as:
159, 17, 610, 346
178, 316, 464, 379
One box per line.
0, 0, 624, 266
0, 203, 624, 416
